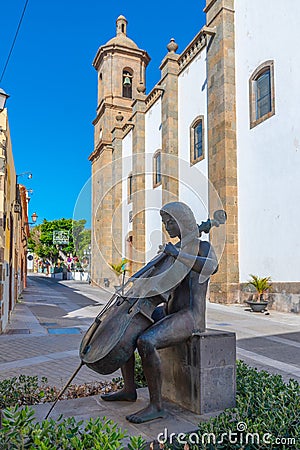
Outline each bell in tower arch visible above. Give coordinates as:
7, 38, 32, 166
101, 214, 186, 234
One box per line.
122, 70, 133, 98
123, 76, 131, 86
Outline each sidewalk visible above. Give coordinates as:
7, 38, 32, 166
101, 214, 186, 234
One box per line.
207, 302, 300, 382
2, 274, 300, 383
1, 274, 300, 444
0, 275, 113, 386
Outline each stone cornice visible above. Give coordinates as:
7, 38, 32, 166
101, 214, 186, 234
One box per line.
204, 0, 235, 26
93, 44, 150, 71
88, 139, 111, 162
122, 122, 134, 137
204, 0, 218, 13
159, 52, 180, 73
131, 97, 146, 118
88, 148, 99, 162
93, 101, 133, 125
145, 86, 164, 112
178, 27, 212, 73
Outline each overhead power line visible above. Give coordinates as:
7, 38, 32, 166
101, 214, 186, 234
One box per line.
0, 0, 29, 83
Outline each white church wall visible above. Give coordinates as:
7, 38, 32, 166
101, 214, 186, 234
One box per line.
145, 99, 163, 261
122, 130, 133, 256
178, 49, 209, 227
235, 0, 300, 282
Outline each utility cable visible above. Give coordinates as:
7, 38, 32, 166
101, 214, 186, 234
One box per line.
0, 0, 29, 83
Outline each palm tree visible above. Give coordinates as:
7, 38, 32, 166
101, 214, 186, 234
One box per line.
247, 274, 272, 302
109, 258, 129, 286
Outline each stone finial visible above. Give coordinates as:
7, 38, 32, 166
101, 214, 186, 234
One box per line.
167, 38, 178, 53
116, 15, 128, 36
116, 112, 124, 122
137, 82, 146, 93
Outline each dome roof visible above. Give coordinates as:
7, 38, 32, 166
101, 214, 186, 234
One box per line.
104, 15, 138, 49
105, 34, 138, 49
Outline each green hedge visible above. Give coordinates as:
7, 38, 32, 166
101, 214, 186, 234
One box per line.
0, 361, 299, 449
0, 407, 147, 450
161, 361, 300, 449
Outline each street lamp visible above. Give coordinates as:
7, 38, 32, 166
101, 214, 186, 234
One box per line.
17, 172, 32, 181
0, 88, 9, 111
14, 172, 33, 213
24, 212, 38, 225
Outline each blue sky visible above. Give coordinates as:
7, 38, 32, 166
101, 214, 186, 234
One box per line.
1, 0, 206, 227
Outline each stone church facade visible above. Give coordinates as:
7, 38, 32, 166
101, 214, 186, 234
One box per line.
89, 0, 300, 313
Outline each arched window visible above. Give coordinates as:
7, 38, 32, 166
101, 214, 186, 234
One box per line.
249, 61, 275, 128
127, 172, 133, 202
190, 116, 205, 165
122, 69, 133, 98
153, 150, 162, 188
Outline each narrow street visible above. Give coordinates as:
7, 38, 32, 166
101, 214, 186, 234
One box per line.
0, 274, 114, 386
207, 302, 300, 383
0, 274, 300, 388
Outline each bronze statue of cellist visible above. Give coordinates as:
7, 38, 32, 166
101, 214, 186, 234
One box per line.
101, 201, 219, 423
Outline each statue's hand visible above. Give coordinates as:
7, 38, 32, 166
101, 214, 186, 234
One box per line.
157, 244, 165, 254
163, 243, 179, 258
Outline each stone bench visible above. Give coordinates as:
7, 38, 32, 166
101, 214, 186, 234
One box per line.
159, 329, 236, 415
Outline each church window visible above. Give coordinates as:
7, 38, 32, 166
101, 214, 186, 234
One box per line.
190, 116, 205, 165
153, 150, 162, 188
123, 70, 133, 98
250, 61, 275, 128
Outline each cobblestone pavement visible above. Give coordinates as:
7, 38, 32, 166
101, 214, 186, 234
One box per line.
207, 302, 300, 383
0, 274, 116, 386
1, 274, 300, 444
1, 274, 300, 386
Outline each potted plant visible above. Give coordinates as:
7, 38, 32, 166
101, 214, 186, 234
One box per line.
109, 258, 128, 290
246, 274, 272, 312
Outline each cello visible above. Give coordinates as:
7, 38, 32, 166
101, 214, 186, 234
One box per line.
45, 208, 226, 419
79, 209, 226, 375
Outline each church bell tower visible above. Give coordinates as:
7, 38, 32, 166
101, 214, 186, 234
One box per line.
89, 16, 150, 287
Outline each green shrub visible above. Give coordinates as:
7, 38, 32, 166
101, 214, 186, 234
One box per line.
0, 375, 51, 409
0, 375, 123, 409
0, 354, 146, 412
134, 352, 147, 388
0, 406, 147, 450
112, 351, 147, 389
1, 362, 299, 449
162, 361, 300, 449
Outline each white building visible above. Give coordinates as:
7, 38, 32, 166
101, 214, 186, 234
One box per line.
89, 1, 300, 313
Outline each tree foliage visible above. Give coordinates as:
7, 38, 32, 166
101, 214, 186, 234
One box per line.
28, 219, 91, 263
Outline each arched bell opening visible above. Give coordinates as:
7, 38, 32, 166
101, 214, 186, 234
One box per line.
122, 69, 133, 98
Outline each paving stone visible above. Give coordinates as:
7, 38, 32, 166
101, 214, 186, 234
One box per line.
0, 273, 300, 443
31, 388, 218, 446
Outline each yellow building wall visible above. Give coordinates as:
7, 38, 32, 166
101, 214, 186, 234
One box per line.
0, 109, 24, 333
